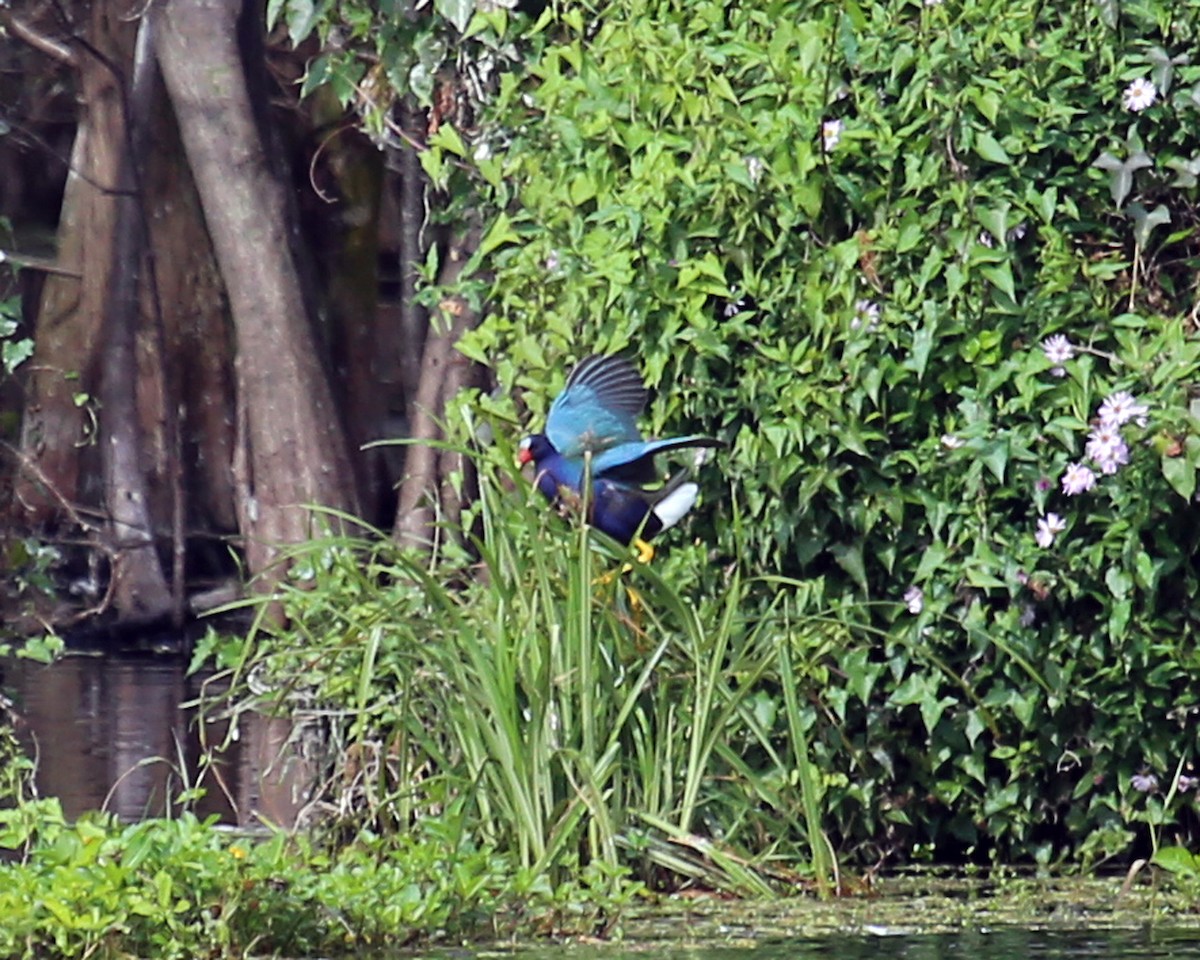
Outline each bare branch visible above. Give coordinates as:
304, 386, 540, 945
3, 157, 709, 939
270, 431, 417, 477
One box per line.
3, 12, 78, 65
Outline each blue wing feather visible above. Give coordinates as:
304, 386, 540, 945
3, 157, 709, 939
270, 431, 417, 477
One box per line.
592, 436, 723, 482
546, 355, 648, 458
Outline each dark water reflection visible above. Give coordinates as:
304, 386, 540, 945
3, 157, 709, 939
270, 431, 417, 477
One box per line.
4, 653, 298, 825
409, 928, 1200, 958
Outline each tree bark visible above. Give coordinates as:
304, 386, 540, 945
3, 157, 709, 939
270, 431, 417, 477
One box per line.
155, 0, 361, 580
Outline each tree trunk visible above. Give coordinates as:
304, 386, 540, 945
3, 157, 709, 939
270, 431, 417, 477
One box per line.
12, 0, 176, 627
393, 225, 480, 551
155, 0, 361, 580
396, 99, 428, 409
98, 10, 173, 625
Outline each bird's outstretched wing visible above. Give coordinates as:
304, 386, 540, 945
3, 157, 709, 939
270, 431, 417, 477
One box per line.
592, 436, 725, 484
546, 355, 648, 458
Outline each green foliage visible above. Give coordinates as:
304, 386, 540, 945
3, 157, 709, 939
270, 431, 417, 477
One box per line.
270, 0, 547, 183
0, 299, 32, 376
264, 0, 1200, 867
0, 793, 601, 959
200, 433, 848, 895
459, 0, 1200, 863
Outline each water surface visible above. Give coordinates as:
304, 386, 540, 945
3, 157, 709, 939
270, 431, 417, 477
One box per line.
408, 927, 1200, 959
4, 652, 302, 825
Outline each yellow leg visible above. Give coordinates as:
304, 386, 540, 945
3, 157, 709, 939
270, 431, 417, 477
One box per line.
633, 538, 655, 565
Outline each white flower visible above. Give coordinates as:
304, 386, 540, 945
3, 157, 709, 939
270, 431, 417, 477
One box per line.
1061, 462, 1097, 496
1098, 390, 1149, 428
1122, 77, 1157, 112
545, 250, 560, 271
822, 119, 844, 151
1041, 334, 1075, 377
1094, 440, 1130, 475
903, 585, 924, 614
1035, 512, 1067, 548
723, 285, 747, 318
745, 155, 765, 185
852, 298, 880, 330
978, 230, 994, 248
940, 433, 965, 450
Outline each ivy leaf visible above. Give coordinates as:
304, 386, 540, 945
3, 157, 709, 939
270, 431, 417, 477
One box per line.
976, 204, 1011, 246
1147, 45, 1189, 96
1176, 82, 1200, 112
831, 541, 867, 591
981, 260, 1016, 302
435, 0, 476, 33
1092, 150, 1152, 208
1093, 0, 1119, 29
266, 0, 286, 31
979, 437, 1009, 483
1128, 202, 1170, 248
1165, 155, 1200, 188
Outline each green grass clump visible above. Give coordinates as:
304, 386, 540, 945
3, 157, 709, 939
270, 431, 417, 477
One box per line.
196, 435, 845, 899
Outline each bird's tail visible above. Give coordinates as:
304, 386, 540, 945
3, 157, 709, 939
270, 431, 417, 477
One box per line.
650, 479, 699, 532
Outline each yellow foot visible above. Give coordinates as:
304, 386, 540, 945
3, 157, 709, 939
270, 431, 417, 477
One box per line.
593, 562, 634, 587
633, 538, 655, 565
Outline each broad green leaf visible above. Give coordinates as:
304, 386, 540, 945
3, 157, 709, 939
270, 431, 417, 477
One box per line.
430, 124, 467, 157
980, 261, 1016, 301
1161, 452, 1196, 500
285, 0, 318, 45
1153, 846, 1200, 877
478, 212, 519, 258
974, 131, 1011, 165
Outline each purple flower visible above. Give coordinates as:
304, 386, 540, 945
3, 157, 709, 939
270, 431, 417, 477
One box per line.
1041, 335, 1075, 377
1098, 391, 1149, 429
1061, 462, 1096, 496
1178, 774, 1199, 793
1131, 772, 1159, 793
1035, 513, 1066, 548
1086, 424, 1130, 475
903, 585, 924, 614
